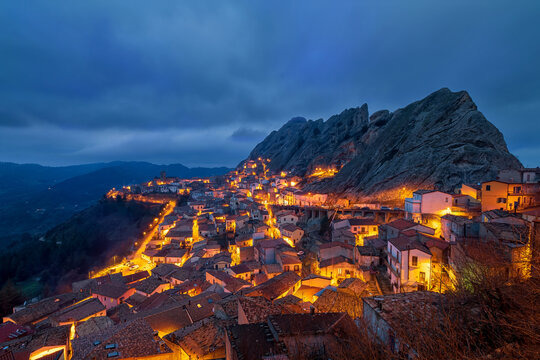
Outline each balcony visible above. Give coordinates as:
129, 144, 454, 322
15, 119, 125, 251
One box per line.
388, 263, 400, 277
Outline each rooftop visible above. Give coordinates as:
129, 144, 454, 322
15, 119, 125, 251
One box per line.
49, 297, 105, 324
245, 272, 301, 301
388, 236, 432, 255
72, 319, 172, 359
319, 256, 354, 269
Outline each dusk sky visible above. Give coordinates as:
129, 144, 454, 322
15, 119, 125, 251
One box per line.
1, 1, 539, 168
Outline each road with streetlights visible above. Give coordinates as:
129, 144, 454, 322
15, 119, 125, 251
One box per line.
90, 200, 176, 278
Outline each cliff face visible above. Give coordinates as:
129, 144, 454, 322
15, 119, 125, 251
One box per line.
246, 88, 522, 202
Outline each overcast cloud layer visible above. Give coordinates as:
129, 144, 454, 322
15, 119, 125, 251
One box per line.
0, 1, 539, 167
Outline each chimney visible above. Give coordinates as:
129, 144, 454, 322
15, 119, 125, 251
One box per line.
374, 297, 384, 312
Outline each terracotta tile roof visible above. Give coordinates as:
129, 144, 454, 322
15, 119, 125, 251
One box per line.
274, 294, 302, 306
228, 312, 361, 359
400, 229, 418, 237
49, 297, 105, 324
164, 318, 233, 358
319, 241, 354, 250
154, 248, 188, 259
313, 289, 364, 318
279, 223, 302, 232
245, 272, 300, 300
256, 238, 288, 249
144, 307, 192, 335
262, 263, 283, 275
348, 218, 378, 226
124, 292, 148, 307
135, 292, 181, 312
121, 270, 150, 285
278, 253, 301, 266
225, 322, 288, 360
106, 303, 133, 324
355, 245, 380, 257
229, 263, 251, 275
0, 323, 32, 344
253, 273, 268, 286
319, 256, 354, 269
133, 278, 168, 296
170, 268, 199, 282
214, 295, 240, 319
166, 229, 193, 238
72, 319, 172, 359
4, 292, 82, 325
302, 274, 331, 282
1, 325, 70, 355
267, 312, 351, 336
206, 270, 252, 293
441, 214, 473, 224
184, 294, 220, 323
72, 273, 124, 294
93, 283, 130, 299
338, 278, 367, 293
424, 237, 450, 251
386, 218, 418, 231
238, 296, 288, 323
482, 222, 529, 243
74, 316, 114, 338
363, 292, 443, 330
388, 236, 431, 254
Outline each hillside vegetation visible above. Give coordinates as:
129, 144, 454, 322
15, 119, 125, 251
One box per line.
0, 198, 161, 315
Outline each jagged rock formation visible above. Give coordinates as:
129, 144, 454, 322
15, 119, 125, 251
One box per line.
246, 88, 522, 203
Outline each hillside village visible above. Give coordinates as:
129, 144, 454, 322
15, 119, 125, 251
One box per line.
1, 158, 539, 359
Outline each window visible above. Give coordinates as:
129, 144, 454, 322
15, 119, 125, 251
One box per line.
486, 185, 491, 191
294, 265, 299, 271
338, 268, 342, 275
419, 272, 426, 282
284, 266, 290, 272
411, 256, 418, 266
361, 227, 366, 232
445, 197, 448, 202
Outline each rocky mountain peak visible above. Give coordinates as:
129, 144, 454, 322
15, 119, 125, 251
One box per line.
246, 88, 522, 203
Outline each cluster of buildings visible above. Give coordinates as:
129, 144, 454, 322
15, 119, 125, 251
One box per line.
1, 161, 538, 359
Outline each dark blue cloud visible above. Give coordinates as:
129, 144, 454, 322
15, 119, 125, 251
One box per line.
230, 128, 267, 142
0, 1, 538, 167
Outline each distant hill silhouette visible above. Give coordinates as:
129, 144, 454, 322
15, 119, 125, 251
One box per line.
0, 161, 230, 238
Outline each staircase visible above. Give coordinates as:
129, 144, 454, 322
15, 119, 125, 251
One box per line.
375, 266, 393, 295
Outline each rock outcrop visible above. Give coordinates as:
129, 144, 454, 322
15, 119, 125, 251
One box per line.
246, 88, 522, 203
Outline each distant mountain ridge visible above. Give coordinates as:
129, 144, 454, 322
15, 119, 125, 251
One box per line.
246, 88, 522, 203
0, 161, 231, 237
